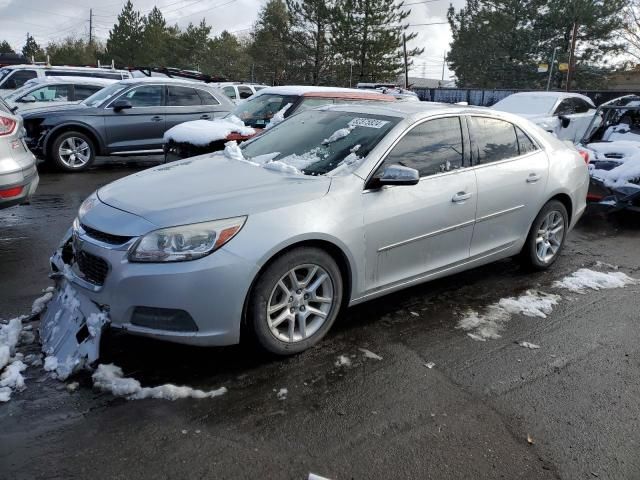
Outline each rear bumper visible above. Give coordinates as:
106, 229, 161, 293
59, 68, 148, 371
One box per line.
0, 159, 39, 209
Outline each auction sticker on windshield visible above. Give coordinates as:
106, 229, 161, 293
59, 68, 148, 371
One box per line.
348, 118, 390, 129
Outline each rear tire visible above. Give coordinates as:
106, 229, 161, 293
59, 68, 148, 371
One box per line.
49, 131, 96, 172
520, 200, 568, 270
247, 247, 343, 355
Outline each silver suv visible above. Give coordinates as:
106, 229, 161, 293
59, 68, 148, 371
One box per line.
0, 97, 38, 209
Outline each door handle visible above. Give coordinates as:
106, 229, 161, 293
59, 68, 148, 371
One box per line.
150, 115, 162, 122
200, 114, 211, 120
452, 192, 472, 203
526, 173, 541, 183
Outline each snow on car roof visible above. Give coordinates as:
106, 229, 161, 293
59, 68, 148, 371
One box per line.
1, 64, 128, 73
23, 76, 116, 86
254, 85, 393, 97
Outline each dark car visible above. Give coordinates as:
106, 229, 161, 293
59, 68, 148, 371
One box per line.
22, 78, 234, 171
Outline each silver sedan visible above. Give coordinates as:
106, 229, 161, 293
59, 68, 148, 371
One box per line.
43, 102, 589, 357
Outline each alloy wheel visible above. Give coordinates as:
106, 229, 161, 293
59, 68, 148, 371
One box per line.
266, 264, 334, 343
535, 210, 565, 263
58, 137, 91, 168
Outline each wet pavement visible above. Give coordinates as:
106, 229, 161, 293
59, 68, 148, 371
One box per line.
1, 161, 640, 479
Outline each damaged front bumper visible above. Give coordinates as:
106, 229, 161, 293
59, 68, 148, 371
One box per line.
40, 246, 109, 379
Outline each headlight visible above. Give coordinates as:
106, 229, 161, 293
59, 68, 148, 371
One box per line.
129, 216, 247, 263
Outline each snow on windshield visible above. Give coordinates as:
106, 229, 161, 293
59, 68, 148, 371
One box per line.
223, 110, 398, 176
493, 94, 557, 115
264, 103, 292, 130
164, 116, 255, 146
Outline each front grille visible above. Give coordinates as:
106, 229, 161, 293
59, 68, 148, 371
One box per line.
76, 251, 109, 285
81, 224, 132, 245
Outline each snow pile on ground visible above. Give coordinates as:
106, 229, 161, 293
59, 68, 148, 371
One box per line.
164, 118, 255, 146
587, 140, 640, 188
554, 268, 638, 293
264, 103, 292, 130
276, 388, 288, 400
335, 355, 352, 367
458, 290, 560, 341
0, 317, 28, 402
518, 341, 541, 349
92, 364, 227, 401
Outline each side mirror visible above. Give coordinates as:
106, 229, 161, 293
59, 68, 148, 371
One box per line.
20, 94, 37, 103
112, 99, 132, 111
369, 164, 420, 189
558, 115, 571, 128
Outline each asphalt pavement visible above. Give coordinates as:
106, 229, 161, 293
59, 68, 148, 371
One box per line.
1, 159, 639, 480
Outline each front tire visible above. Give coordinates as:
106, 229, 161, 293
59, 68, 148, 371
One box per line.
49, 131, 96, 172
247, 247, 343, 355
521, 200, 568, 270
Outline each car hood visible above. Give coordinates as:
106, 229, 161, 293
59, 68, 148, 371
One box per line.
96, 153, 332, 228
21, 103, 91, 118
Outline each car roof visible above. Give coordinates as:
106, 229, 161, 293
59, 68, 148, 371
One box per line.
24, 76, 116, 86
317, 101, 461, 117
117, 77, 212, 86
504, 91, 594, 104
255, 85, 395, 97
1, 64, 128, 74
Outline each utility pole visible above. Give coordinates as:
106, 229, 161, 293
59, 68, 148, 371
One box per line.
349, 62, 353, 88
546, 46, 559, 91
441, 51, 446, 81
566, 21, 578, 92
403, 33, 409, 89
89, 9, 93, 44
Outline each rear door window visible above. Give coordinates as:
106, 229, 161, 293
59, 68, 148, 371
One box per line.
380, 116, 465, 177
223, 86, 236, 100
237, 86, 254, 100
470, 116, 520, 163
515, 127, 538, 155
167, 86, 202, 106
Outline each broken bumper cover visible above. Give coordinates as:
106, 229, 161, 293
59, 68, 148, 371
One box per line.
39, 276, 108, 379
47, 226, 257, 348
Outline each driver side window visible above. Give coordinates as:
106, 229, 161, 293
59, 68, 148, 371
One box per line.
554, 99, 575, 116
377, 117, 464, 178
120, 85, 163, 108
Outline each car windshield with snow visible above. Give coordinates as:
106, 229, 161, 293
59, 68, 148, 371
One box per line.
39, 102, 589, 378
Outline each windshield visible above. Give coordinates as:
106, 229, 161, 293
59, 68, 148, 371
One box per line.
82, 83, 127, 107
238, 109, 399, 176
230, 93, 298, 128
493, 95, 557, 115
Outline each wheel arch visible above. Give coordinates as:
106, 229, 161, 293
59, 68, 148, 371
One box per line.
240, 237, 356, 333
44, 123, 105, 158
547, 192, 573, 226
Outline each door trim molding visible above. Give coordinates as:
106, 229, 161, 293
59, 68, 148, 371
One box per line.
476, 204, 525, 223
378, 219, 475, 252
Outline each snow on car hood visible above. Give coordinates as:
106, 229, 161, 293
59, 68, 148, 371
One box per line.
96, 153, 331, 228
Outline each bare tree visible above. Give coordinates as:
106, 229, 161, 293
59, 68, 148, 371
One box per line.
623, 0, 640, 62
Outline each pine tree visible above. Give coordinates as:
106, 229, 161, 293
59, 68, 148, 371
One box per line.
286, 0, 334, 85
106, 0, 144, 66
140, 7, 171, 66
448, 0, 627, 89
22, 34, 44, 61
0, 40, 14, 54
332, 0, 421, 85
250, 0, 292, 85
208, 31, 253, 80
178, 19, 212, 70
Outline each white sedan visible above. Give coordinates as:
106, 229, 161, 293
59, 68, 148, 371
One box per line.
491, 91, 596, 143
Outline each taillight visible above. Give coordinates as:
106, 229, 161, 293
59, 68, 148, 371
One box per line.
0, 186, 23, 198
578, 150, 589, 164
0, 115, 16, 136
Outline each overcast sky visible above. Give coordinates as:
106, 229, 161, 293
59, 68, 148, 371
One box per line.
0, 0, 465, 80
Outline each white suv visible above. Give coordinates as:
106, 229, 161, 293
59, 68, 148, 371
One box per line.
214, 83, 266, 103
0, 65, 130, 97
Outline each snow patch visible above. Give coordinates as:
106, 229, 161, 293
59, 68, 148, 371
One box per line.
322, 126, 354, 144
276, 388, 288, 400
458, 290, 560, 341
43, 356, 58, 372
264, 103, 292, 130
359, 348, 383, 360
518, 341, 541, 349
163, 119, 254, 146
92, 364, 227, 401
554, 268, 638, 293
31, 288, 54, 315
335, 355, 352, 367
